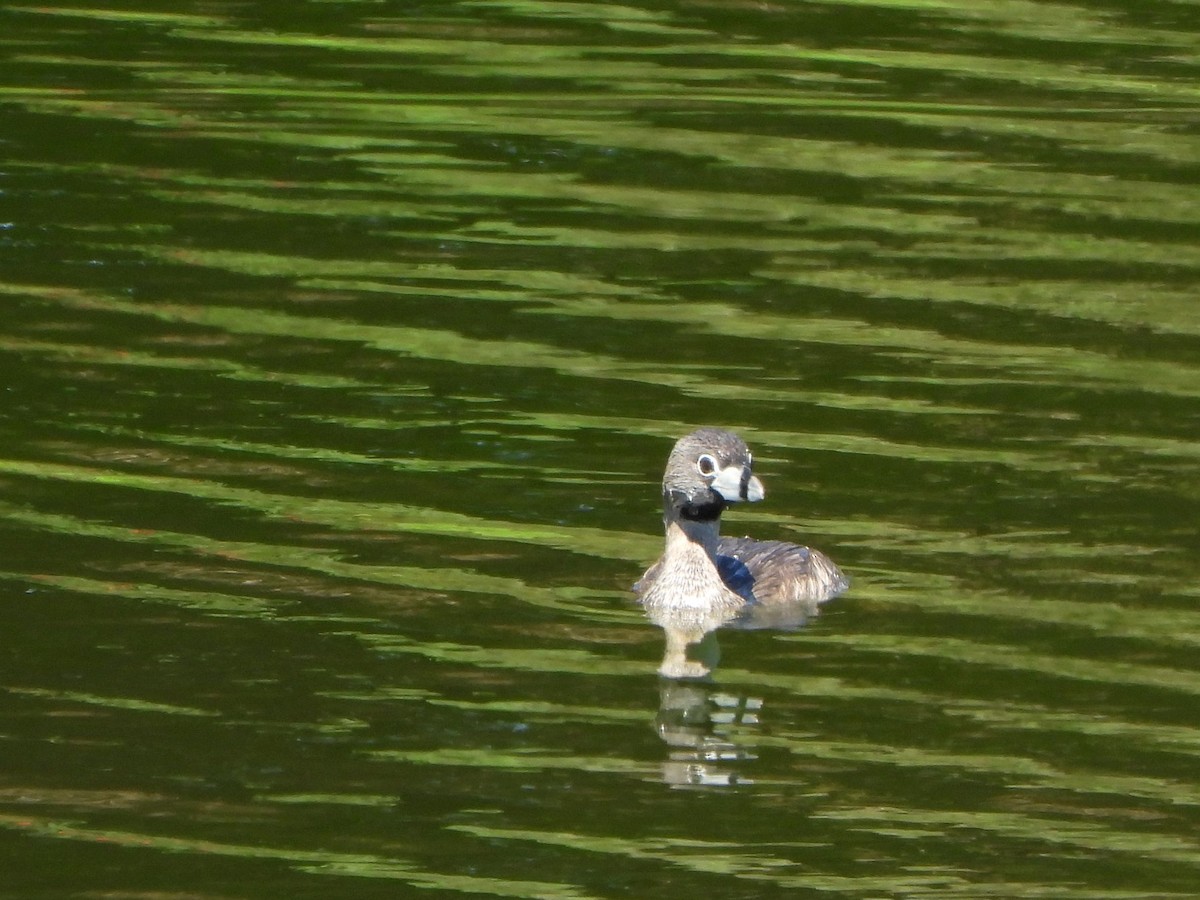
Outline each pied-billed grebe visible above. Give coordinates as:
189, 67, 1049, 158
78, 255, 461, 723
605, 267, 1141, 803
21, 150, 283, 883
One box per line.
634, 428, 847, 677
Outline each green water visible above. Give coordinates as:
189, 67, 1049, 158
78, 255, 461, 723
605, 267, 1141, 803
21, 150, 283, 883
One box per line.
1, 1, 1198, 897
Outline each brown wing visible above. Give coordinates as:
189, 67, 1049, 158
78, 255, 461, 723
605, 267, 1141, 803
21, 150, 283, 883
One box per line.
716, 536, 847, 629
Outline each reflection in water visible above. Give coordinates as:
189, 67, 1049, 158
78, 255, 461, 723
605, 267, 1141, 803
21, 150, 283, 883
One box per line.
656, 680, 762, 789
646, 591, 829, 680
648, 608, 741, 680
636, 429, 846, 677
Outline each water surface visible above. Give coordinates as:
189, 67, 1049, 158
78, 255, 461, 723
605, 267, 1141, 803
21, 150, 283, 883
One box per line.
1, 1, 1198, 897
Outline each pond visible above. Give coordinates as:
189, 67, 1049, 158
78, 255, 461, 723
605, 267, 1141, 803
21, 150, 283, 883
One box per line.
1, 2, 1198, 897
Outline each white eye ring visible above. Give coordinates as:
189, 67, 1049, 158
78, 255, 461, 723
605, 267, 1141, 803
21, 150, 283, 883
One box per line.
696, 454, 717, 476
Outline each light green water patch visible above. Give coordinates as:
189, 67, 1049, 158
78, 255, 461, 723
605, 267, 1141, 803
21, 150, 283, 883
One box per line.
6, 282, 806, 405
16, 0, 1198, 79
328, 96, 1198, 209
456, 214, 1200, 335
354, 632, 643, 677
3, 570, 288, 618
3, 91, 398, 152
0, 496, 632, 627
731, 508, 1181, 584
164, 24, 598, 65
661, 0, 1200, 57
321, 688, 648, 728
1073, 433, 1200, 463
0, 458, 650, 565
881, 110, 1200, 171
430, 696, 647, 725
455, 218, 864, 255
21, 266, 1190, 421
2, 335, 393, 391
148, 187, 476, 226
819, 0, 1173, 42
788, 632, 1200, 697
768, 733, 1200, 808
6, 5, 227, 27
357, 628, 1200, 783
780, 317, 1200, 401
366, 147, 975, 228
502, 409, 1087, 476
10, 4, 1199, 198
152, 16, 1200, 107
370, 747, 655, 778
4, 686, 219, 718
457, 0, 709, 34
72, 234, 647, 301
16, 282, 1150, 443
451, 823, 854, 890
857, 229, 1200, 272
323, 631, 1200, 784
71, 423, 621, 483
2, 160, 441, 204
943, 700, 1200, 756
706, 658, 1200, 742
523, 294, 1200, 399
765, 269, 1200, 339
448, 823, 1176, 898
8, 55, 362, 94
787, 45, 1200, 104
838, 569, 1200, 648
261, 792, 400, 808
778, 519, 1161, 564
815, 805, 1200, 868
130, 64, 365, 93
305, 861, 598, 897
355, 631, 945, 706
0, 814, 598, 898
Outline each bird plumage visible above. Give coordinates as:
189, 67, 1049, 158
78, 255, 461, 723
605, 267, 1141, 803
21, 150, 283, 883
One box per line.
635, 428, 846, 674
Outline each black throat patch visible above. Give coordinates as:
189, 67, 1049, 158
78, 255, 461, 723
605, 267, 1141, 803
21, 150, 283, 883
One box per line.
679, 500, 724, 522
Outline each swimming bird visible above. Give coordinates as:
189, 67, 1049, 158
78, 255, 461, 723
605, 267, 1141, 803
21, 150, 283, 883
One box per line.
634, 427, 847, 677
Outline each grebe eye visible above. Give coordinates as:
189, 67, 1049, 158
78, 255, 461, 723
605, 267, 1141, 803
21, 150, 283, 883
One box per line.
696, 454, 717, 476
